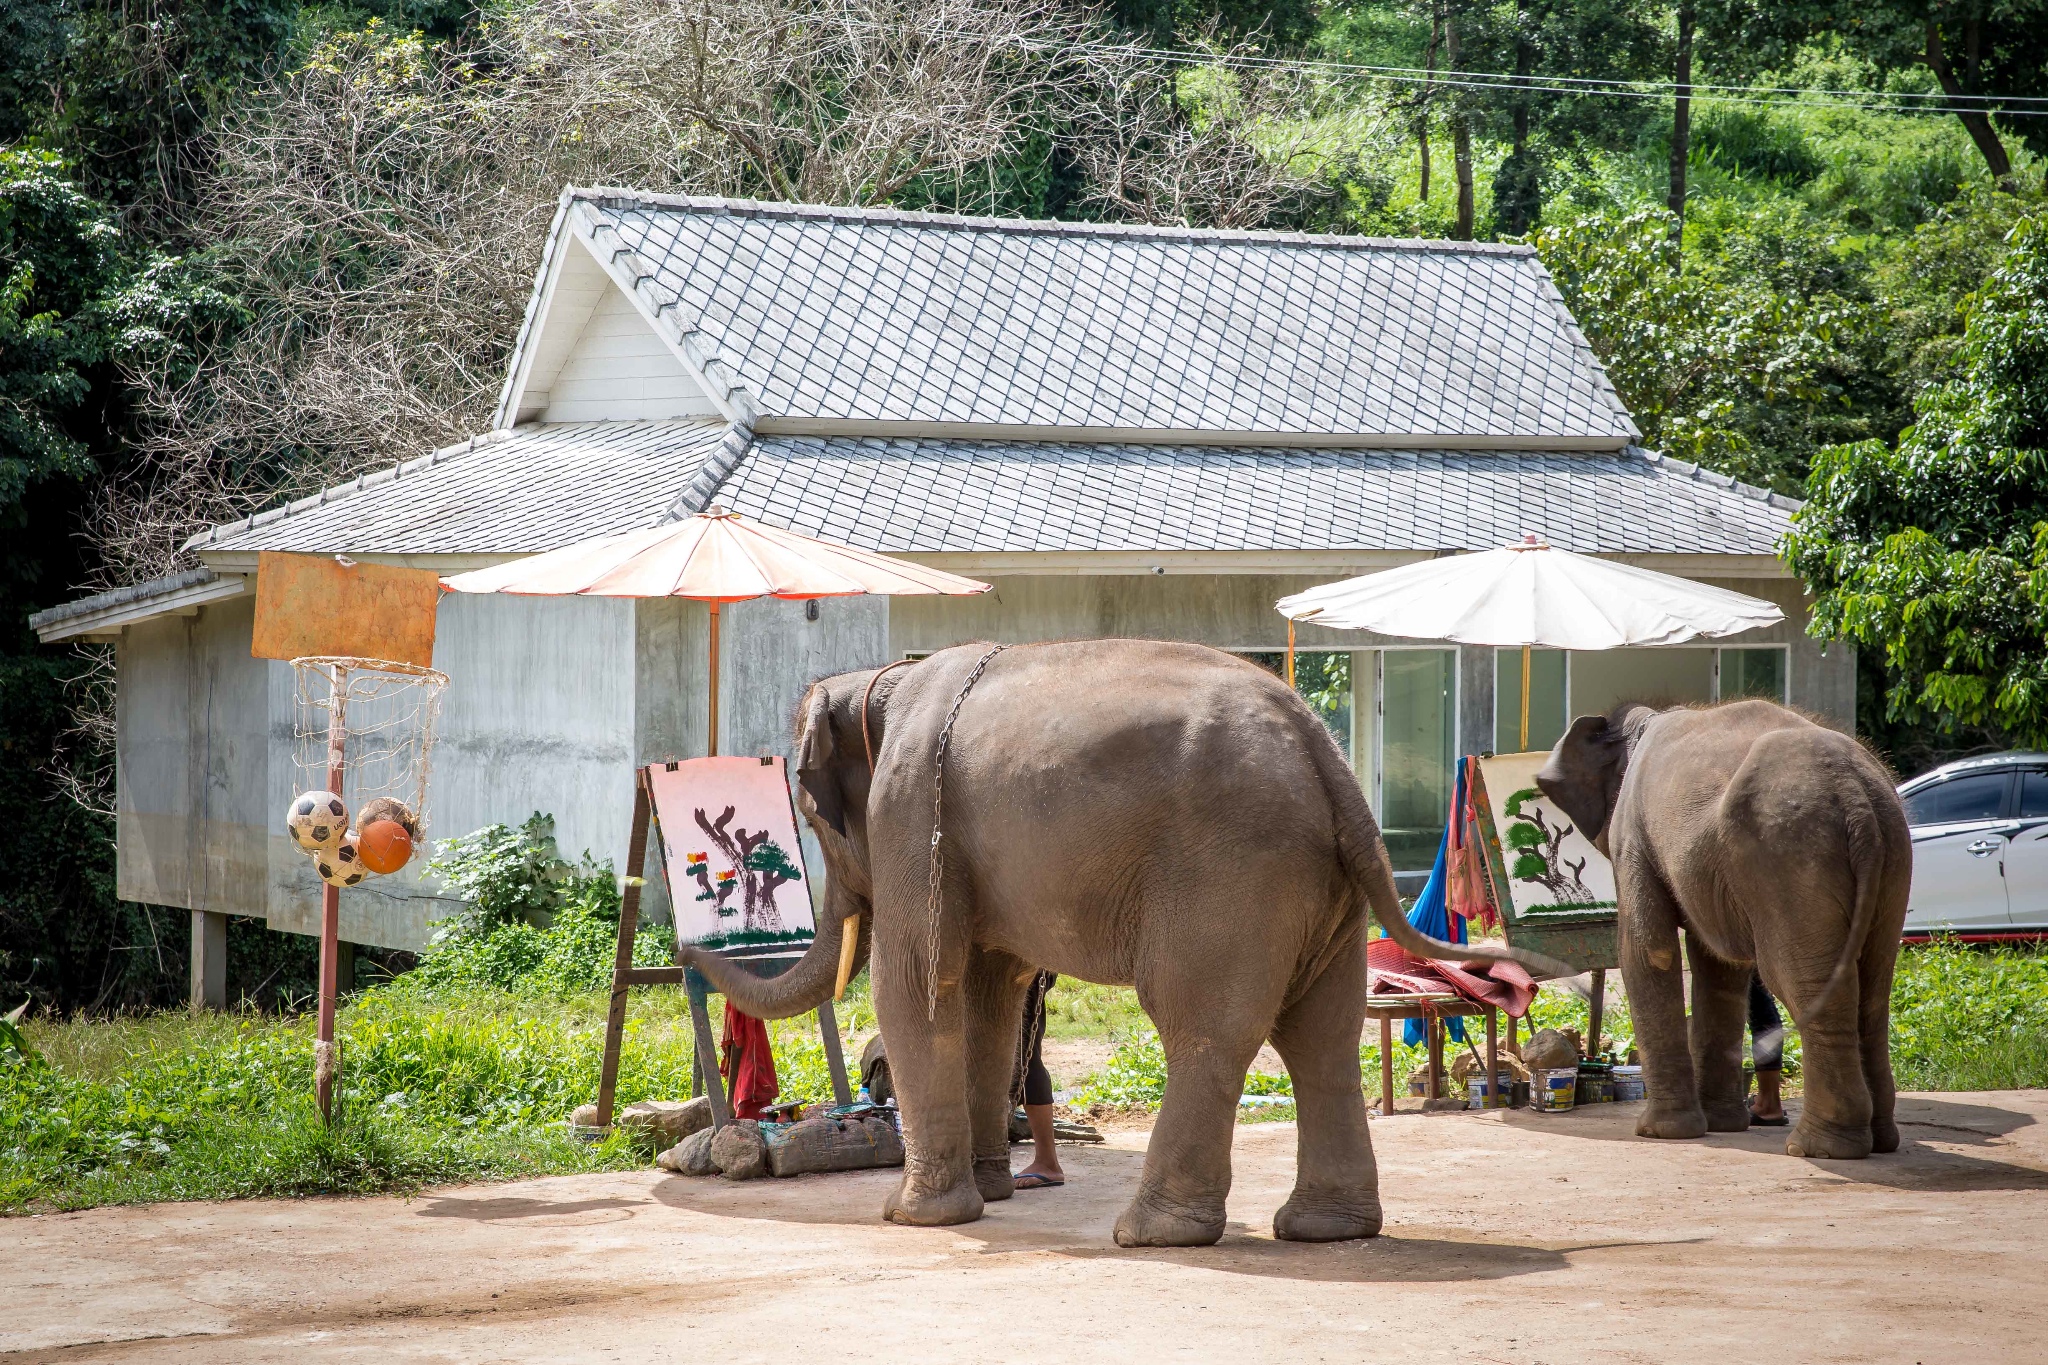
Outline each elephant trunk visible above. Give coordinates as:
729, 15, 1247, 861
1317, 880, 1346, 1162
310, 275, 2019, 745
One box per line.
678, 895, 866, 1021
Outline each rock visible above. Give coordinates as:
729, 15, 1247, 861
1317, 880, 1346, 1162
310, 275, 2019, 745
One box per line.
570, 1103, 602, 1128
657, 1127, 718, 1176
1523, 1028, 1580, 1072
619, 1097, 712, 1148
711, 1121, 771, 1180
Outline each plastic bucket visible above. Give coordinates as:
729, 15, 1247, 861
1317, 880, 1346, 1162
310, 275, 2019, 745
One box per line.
1466, 1074, 1513, 1109
1535, 1068, 1578, 1112
1613, 1065, 1646, 1102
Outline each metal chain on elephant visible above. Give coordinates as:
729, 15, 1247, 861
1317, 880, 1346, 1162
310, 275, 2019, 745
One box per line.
924, 643, 1011, 1020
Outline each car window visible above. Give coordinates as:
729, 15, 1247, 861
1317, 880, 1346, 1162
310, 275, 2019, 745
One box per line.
2021, 770, 2048, 818
1903, 773, 2009, 826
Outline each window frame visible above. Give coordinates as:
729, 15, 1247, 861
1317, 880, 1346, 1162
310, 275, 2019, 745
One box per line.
1901, 770, 2018, 829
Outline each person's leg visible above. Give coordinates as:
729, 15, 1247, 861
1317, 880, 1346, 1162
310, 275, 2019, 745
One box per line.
1748, 970, 1786, 1122
1014, 973, 1064, 1186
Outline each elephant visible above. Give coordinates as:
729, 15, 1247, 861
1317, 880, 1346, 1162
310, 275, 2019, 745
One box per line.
682, 639, 1563, 1246
1535, 699, 1913, 1160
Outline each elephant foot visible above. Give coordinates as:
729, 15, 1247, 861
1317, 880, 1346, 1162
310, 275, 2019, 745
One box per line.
1113, 1194, 1225, 1248
1787, 1118, 1874, 1161
1274, 1190, 1382, 1243
883, 1174, 985, 1227
974, 1154, 1015, 1202
1636, 1104, 1708, 1140
1704, 1101, 1751, 1134
1871, 1115, 1901, 1155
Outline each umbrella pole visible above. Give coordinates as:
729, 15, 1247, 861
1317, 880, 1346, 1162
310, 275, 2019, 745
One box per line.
708, 601, 721, 758
1286, 617, 1296, 688
1519, 644, 1532, 752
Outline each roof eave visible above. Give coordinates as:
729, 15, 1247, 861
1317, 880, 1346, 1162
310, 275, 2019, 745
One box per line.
29, 568, 251, 643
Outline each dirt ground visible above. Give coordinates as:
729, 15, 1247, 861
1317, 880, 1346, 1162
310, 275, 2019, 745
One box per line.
8, 1091, 2047, 1363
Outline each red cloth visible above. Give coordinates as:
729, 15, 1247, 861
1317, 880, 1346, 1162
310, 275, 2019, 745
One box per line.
1447, 756, 1500, 932
720, 1001, 780, 1120
1367, 936, 1537, 1019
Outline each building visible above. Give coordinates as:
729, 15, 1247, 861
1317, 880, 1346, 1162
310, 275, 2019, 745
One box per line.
30, 190, 1842, 1001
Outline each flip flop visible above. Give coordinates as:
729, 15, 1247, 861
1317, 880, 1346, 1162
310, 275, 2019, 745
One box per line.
1012, 1172, 1065, 1190
1749, 1111, 1790, 1127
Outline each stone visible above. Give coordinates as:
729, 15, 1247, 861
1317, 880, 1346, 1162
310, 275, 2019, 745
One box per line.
570, 1103, 602, 1129
618, 1097, 712, 1148
711, 1121, 771, 1180
657, 1127, 718, 1176
1522, 1028, 1580, 1073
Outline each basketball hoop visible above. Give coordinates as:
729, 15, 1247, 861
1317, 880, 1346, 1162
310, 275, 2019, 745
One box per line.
285, 656, 447, 1119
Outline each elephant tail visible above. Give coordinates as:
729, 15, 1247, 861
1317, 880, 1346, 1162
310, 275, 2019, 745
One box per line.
1808, 773, 1907, 1019
1287, 689, 1574, 981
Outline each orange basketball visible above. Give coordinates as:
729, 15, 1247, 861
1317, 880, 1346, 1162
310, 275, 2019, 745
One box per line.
356, 819, 414, 875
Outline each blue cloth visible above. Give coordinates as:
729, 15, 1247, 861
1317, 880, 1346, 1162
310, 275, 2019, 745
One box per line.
1402, 760, 1470, 1048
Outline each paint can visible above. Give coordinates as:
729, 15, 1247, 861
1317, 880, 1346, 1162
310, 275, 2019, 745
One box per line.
1466, 1073, 1513, 1109
1535, 1068, 1578, 1112
1576, 1061, 1614, 1106
1612, 1065, 1646, 1102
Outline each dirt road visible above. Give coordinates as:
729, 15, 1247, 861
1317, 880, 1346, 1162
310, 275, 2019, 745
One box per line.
8, 1091, 2047, 1363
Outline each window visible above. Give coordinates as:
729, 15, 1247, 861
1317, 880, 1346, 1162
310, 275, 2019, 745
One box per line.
2019, 770, 2048, 819
1570, 648, 1714, 718
1495, 648, 1567, 754
1902, 773, 2011, 827
1720, 647, 1788, 702
1381, 650, 1457, 873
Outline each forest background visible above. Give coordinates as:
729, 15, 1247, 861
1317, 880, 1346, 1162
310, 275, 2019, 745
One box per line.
3, 0, 2045, 1012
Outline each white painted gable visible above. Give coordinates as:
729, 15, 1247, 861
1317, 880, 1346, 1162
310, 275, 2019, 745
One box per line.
503, 233, 720, 425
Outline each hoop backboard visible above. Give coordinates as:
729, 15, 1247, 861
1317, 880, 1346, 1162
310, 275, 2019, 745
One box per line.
252, 551, 442, 666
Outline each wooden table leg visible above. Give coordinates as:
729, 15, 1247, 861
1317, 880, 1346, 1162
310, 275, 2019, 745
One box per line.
1380, 1016, 1395, 1116
1425, 1017, 1441, 1101
1507, 1013, 1519, 1056
1587, 968, 1608, 1060
1485, 1007, 1499, 1108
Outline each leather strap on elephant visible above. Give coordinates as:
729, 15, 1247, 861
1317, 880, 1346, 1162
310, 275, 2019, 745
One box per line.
923, 643, 1011, 1019
862, 658, 918, 774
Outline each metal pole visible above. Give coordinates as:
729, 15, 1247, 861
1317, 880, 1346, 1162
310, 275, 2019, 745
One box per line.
708, 601, 721, 757
316, 663, 346, 1124
1519, 643, 1532, 751
1286, 616, 1296, 688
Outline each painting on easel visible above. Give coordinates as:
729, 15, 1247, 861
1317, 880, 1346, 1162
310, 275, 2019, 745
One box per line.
645, 757, 817, 952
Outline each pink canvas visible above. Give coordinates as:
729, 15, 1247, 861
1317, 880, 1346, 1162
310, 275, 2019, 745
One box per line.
646, 757, 817, 950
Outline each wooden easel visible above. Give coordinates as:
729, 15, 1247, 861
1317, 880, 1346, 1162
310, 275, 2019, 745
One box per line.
591, 765, 852, 1131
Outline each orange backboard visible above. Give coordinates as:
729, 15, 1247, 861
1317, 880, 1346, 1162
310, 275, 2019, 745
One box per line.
251, 552, 442, 666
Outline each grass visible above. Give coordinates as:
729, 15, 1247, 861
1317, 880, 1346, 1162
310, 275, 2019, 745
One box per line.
5, 941, 2041, 1216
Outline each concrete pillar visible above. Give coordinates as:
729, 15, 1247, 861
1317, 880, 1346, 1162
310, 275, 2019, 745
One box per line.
336, 940, 357, 995
190, 910, 227, 1010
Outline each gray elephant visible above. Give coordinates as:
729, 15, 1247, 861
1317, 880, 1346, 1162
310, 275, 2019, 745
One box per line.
683, 640, 1560, 1246
1536, 699, 1912, 1159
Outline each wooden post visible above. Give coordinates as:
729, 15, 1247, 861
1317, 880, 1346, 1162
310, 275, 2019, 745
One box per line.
189, 910, 227, 1011
686, 971, 735, 1131
315, 663, 346, 1124
1425, 1016, 1442, 1101
1380, 1015, 1396, 1116
1587, 968, 1607, 1060
594, 776, 653, 1129
1519, 644, 1533, 750
1485, 1007, 1499, 1108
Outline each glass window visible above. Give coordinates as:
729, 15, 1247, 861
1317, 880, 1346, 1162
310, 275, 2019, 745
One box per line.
2018, 770, 2048, 818
1569, 648, 1714, 718
1244, 651, 1353, 760
1381, 650, 1457, 873
1902, 773, 2010, 827
1720, 647, 1788, 702
1495, 648, 1567, 754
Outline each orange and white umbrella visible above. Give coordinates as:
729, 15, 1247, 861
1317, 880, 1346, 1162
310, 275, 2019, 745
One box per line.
442, 506, 990, 753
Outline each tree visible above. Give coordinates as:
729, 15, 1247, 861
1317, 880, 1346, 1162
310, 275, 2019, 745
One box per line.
1700, 0, 2048, 188
1784, 214, 2048, 749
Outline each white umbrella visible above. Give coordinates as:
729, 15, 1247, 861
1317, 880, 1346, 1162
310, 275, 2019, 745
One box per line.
1276, 535, 1784, 748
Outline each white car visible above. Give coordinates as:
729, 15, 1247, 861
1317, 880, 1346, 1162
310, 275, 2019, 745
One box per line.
1898, 753, 2048, 939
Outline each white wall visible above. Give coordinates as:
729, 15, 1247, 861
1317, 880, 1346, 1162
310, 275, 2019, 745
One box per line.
541, 287, 720, 424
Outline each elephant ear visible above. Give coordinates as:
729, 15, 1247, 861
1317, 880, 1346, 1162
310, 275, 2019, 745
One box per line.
796, 684, 846, 836
1536, 714, 1626, 843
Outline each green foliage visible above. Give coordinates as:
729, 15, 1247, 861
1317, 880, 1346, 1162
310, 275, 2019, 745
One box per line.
1890, 940, 2048, 1091
1072, 1023, 1421, 1110
1785, 215, 2048, 747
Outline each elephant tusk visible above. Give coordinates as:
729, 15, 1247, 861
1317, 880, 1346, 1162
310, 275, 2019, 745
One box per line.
834, 913, 861, 1001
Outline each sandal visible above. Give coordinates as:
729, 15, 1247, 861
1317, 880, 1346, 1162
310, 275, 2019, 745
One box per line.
1012, 1172, 1065, 1190
1749, 1109, 1790, 1127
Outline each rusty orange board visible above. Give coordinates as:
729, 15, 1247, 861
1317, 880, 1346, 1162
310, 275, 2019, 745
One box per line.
251, 552, 442, 666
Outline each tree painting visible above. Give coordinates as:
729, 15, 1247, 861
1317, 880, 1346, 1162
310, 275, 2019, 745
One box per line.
1504, 787, 1598, 907
694, 805, 803, 933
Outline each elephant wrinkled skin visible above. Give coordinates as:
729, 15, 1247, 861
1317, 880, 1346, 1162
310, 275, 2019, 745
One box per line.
683, 640, 1563, 1246
1536, 700, 1912, 1160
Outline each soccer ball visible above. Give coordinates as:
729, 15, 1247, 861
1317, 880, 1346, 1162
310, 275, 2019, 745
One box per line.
357, 819, 413, 875
286, 792, 350, 854
355, 796, 419, 838
315, 835, 367, 889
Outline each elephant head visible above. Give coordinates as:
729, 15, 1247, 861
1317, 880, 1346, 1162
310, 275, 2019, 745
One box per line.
1535, 705, 1653, 856
676, 671, 883, 1019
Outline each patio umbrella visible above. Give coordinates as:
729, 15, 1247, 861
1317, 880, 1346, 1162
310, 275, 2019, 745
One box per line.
1275, 534, 1784, 749
442, 506, 992, 754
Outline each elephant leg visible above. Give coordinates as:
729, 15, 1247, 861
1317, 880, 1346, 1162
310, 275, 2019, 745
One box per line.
1267, 935, 1380, 1243
873, 911, 984, 1227
963, 947, 1032, 1203
1619, 862, 1706, 1139
1770, 958, 1874, 1161
1685, 937, 1751, 1133
1858, 938, 1901, 1155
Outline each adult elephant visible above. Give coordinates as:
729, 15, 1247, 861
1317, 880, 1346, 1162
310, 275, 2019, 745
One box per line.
682, 640, 1562, 1246
1536, 699, 1912, 1160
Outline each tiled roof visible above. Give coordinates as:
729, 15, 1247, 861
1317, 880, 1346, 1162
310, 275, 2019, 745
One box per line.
525, 192, 1639, 445
195, 421, 1793, 559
